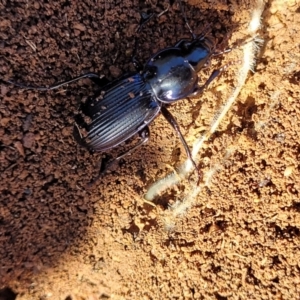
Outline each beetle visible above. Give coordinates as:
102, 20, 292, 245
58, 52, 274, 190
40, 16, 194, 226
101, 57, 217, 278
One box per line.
2, 0, 236, 185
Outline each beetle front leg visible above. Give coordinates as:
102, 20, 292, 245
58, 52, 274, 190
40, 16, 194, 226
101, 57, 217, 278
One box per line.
177, 0, 196, 39
136, 5, 170, 34
161, 106, 201, 185
131, 11, 157, 71
131, 6, 169, 71
87, 127, 150, 188
192, 62, 238, 96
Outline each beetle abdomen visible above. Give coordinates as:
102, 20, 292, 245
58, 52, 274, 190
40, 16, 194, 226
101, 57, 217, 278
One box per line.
74, 73, 161, 152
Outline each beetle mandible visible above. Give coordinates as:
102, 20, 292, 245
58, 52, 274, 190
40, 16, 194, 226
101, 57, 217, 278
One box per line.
3, 0, 237, 185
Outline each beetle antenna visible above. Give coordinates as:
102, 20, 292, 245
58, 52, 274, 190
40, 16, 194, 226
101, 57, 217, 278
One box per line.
212, 34, 260, 57
177, 0, 196, 40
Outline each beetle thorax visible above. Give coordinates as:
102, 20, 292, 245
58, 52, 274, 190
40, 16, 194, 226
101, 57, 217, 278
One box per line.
144, 48, 198, 103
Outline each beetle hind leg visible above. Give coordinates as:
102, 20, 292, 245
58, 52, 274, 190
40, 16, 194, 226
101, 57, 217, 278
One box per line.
113, 126, 150, 163
87, 127, 150, 188
4, 73, 109, 91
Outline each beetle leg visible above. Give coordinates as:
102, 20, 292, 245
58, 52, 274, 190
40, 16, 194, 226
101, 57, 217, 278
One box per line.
160, 106, 201, 185
136, 11, 155, 34
131, 5, 169, 71
114, 126, 150, 162
136, 5, 170, 34
132, 10, 158, 70
5, 73, 108, 91
131, 49, 144, 72
192, 70, 221, 95
131, 11, 157, 71
193, 62, 238, 96
86, 75, 110, 87
174, 39, 191, 49
87, 127, 150, 187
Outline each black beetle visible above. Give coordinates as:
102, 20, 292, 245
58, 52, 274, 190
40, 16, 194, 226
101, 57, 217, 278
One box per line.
3, 0, 235, 184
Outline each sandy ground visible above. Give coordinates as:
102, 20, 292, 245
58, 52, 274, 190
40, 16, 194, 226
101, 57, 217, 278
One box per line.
0, 0, 299, 299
